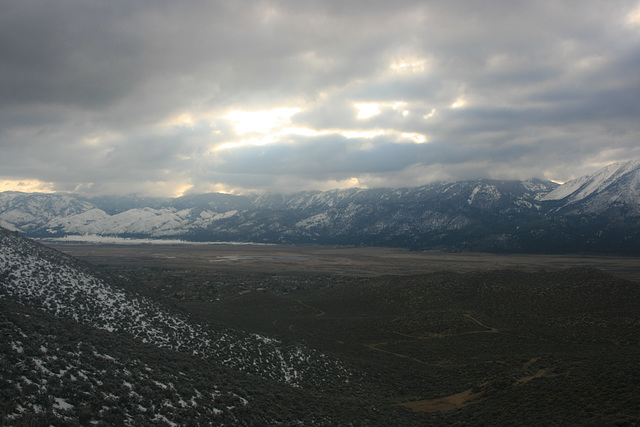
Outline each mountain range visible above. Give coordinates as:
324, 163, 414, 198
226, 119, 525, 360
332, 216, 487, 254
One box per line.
1, 160, 639, 254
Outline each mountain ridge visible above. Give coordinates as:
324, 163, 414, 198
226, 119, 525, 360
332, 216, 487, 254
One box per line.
1, 161, 639, 254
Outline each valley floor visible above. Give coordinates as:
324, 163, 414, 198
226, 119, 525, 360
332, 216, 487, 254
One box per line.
43, 241, 640, 281
33, 243, 640, 425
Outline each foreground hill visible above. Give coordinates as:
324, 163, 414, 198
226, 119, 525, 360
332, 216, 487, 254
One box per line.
0, 227, 427, 425
0, 227, 352, 388
2, 160, 640, 254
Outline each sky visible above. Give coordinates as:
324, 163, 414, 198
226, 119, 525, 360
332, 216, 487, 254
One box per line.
1, 0, 640, 197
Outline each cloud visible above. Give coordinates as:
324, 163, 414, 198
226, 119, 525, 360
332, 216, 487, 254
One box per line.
1, 0, 639, 195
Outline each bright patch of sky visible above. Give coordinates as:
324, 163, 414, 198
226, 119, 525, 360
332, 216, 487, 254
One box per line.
450, 98, 467, 109
214, 102, 420, 153
225, 108, 301, 135
0, 180, 55, 193
165, 113, 196, 129
355, 103, 381, 119
402, 133, 427, 143
389, 57, 429, 74
627, 3, 640, 25
341, 130, 385, 139
423, 109, 437, 119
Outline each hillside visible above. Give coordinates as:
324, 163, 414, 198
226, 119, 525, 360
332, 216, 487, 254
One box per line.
0, 227, 426, 425
3, 227, 640, 424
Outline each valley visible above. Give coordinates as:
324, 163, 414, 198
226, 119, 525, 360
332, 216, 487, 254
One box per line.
41, 242, 640, 425
45, 241, 640, 280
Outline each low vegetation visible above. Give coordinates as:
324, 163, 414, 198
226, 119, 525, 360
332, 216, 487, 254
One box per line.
101, 254, 640, 425
3, 237, 640, 425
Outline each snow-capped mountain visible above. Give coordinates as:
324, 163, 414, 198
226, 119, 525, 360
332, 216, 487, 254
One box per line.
543, 160, 640, 216
1, 160, 639, 254
0, 192, 94, 233
0, 179, 557, 241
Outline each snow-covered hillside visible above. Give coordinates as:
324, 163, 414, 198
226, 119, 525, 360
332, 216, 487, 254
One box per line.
1, 299, 256, 424
0, 192, 94, 233
46, 206, 241, 237
542, 160, 640, 215
0, 227, 351, 388
543, 161, 640, 203
0, 179, 558, 243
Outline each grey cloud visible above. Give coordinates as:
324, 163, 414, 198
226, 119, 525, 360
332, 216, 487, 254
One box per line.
211, 135, 486, 177
1, 0, 639, 195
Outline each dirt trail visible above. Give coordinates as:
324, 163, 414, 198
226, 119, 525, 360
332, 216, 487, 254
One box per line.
399, 358, 573, 414
389, 314, 500, 341
522, 357, 539, 369
398, 388, 484, 413
364, 314, 502, 364
362, 343, 431, 365
296, 300, 326, 317
463, 314, 499, 332
515, 367, 571, 385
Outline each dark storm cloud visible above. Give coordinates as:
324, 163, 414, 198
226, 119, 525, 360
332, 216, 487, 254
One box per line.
1, 0, 639, 195
208, 133, 526, 184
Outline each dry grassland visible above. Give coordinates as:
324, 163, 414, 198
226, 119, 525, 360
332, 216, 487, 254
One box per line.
44, 242, 640, 280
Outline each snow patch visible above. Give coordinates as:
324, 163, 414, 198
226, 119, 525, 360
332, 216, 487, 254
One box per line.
53, 398, 74, 411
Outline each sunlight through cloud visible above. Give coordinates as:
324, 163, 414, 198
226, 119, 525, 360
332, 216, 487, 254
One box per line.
392, 102, 410, 117
450, 98, 467, 109
164, 113, 196, 128
423, 108, 437, 119
341, 130, 385, 139
401, 133, 427, 143
627, 3, 640, 25
355, 103, 381, 119
172, 183, 194, 197
225, 108, 301, 134
215, 135, 278, 151
0, 179, 55, 193
389, 57, 428, 74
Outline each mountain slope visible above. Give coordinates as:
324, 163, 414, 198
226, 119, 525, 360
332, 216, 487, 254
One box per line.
543, 161, 640, 203
543, 160, 640, 216
0, 179, 558, 245
0, 192, 94, 233
1, 297, 417, 426
0, 299, 266, 425
0, 226, 352, 388
3, 227, 436, 425
0, 160, 639, 254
